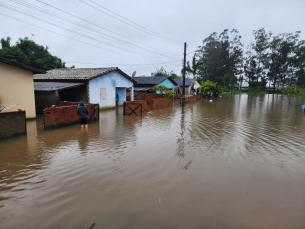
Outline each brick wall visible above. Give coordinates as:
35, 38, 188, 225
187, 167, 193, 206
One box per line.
145, 93, 164, 104
151, 98, 173, 109
185, 95, 197, 102
43, 102, 99, 130
126, 91, 146, 101
0, 110, 26, 140
56, 101, 79, 106
123, 100, 148, 115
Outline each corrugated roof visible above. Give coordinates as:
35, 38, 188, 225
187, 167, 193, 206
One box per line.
133, 87, 153, 92
133, 76, 178, 86
34, 82, 85, 91
174, 78, 193, 87
0, 57, 45, 74
34, 67, 137, 83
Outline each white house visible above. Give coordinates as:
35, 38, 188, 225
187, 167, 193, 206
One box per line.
34, 67, 136, 110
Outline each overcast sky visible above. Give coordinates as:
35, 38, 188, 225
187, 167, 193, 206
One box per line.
1, 0, 304, 77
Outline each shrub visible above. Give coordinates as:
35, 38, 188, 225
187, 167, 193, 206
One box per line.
199, 80, 223, 98
164, 90, 175, 98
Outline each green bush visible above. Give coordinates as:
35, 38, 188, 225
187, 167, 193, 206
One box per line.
152, 85, 167, 94
281, 84, 305, 97
163, 90, 176, 98
199, 80, 223, 98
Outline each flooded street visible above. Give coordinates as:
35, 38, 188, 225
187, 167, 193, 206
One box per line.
1, 94, 305, 229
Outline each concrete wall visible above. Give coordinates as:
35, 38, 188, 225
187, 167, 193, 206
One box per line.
0, 110, 26, 139
156, 79, 175, 94
0, 62, 36, 118
89, 71, 133, 109
35, 91, 57, 114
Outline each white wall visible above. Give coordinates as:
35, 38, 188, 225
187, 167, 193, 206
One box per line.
89, 71, 133, 108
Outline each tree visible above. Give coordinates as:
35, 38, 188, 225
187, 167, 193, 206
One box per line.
151, 66, 181, 79
184, 54, 203, 82
252, 28, 272, 82
196, 29, 243, 84
0, 36, 67, 71
152, 85, 167, 94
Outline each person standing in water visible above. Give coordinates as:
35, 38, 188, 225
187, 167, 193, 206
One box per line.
77, 101, 88, 129
116, 93, 119, 107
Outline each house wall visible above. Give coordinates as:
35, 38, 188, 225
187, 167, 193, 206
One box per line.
0, 62, 36, 118
156, 79, 175, 94
89, 71, 133, 109
0, 110, 26, 140
116, 87, 126, 104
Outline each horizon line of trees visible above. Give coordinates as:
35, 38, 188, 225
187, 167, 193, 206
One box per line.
185, 28, 305, 88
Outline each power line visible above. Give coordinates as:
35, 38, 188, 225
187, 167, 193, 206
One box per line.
0, 12, 172, 62
7, 0, 180, 60
88, 0, 182, 44
36, 0, 183, 55
0, 2, 171, 62
79, 0, 182, 45
64, 59, 180, 66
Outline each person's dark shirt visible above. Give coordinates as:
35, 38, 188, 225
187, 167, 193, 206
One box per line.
77, 106, 88, 119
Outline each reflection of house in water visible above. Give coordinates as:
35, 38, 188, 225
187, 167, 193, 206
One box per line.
34, 109, 138, 154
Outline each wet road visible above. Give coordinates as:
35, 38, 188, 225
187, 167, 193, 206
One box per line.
1, 94, 305, 229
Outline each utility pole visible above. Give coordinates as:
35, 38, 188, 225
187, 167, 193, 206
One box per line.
182, 42, 187, 106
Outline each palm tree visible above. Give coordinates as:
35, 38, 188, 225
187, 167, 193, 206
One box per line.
183, 54, 203, 83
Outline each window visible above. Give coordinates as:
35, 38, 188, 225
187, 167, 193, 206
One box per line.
100, 88, 107, 100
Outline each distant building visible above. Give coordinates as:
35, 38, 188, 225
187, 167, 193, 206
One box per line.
133, 76, 178, 93
0, 57, 45, 118
174, 78, 200, 94
34, 68, 136, 112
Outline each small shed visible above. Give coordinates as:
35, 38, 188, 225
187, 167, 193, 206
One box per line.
34, 68, 136, 110
133, 76, 178, 93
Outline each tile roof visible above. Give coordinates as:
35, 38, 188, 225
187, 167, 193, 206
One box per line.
133, 76, 178, 86
34, 82, 85, 91
0, 57, 45, 74
34, 67, 136, 83
173, 78, 194, 87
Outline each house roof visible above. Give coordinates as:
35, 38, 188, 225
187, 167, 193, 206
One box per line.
34, 67, 137, 83
133, 76, 178, 86
173, 78, 194, 87
133, 87, 154, 92
0, 57, 45, 74
34, 82, 85, 91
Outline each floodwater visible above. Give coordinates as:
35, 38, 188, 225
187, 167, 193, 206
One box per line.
1, 94, 305, 229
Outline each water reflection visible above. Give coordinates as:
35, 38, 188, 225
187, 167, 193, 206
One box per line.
1, 95, 305, 229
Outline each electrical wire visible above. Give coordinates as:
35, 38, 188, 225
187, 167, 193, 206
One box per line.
36, 0, 183, 55
0, 12, 171, 62
8, 0, 181, 59
79, 0, 182, 45
0, 2, 171, 62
